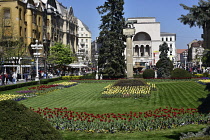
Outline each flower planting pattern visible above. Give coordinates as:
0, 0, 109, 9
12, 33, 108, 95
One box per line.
197, 79, 210, 85
0, 82, 78, 102
0, 94, 23, 101
101, 83, 156, 98
31, 107, 210, 133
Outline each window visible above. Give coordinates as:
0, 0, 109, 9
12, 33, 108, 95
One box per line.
86, 34, 88, 37
4, 8, 10, 19
81, 39, 83, 42
81, 28, 83, 31
19, 9, 22, 20
162, 38, 164, 41
25, 28, 27, 37
81, 34, 83, 37
170, 37, 172, 41
47, 32, 50, 40
20, 27, 22, 36
47, 19, 49, 26
86, 45, 88, 48
86, 39, 88, 43
166, 38, 168, 41
38, 17, 41, 26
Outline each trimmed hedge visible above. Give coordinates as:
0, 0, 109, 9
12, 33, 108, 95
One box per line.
171, 68, 192, 79
0, 100, 62, 140
143, 69, 155, 79
0, 77, 62, 91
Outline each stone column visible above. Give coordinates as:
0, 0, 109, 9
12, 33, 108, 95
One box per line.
126, 35, 133, 78
123, 28, 135, 79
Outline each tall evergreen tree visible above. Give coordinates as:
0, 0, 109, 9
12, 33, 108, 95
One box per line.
96, 0, 126, 78
157, 42, 171, 78
178, 0, 210, 49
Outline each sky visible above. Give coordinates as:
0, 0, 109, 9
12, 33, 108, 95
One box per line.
59, 0, 203, 49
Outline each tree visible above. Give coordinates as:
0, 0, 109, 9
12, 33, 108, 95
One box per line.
96, 0, 126, 78
178, 0, 210, 49
48, 42, 75, 69
157, 42, 172, 78
202, 49, 210, 67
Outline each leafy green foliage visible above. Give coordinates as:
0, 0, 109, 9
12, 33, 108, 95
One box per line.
96, 0, 126, 78
157, 42, 172, 78
48, 42, 75, 67
0, 100, 62, 140
171, 68, 192, 79
202, 49, 210, 67
178, 1, 210, 28
178, 1, 210, 49
143, 69, 155, 79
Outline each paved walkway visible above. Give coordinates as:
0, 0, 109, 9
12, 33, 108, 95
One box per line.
0, 76, 60, 86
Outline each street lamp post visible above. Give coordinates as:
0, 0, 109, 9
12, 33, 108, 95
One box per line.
94, 53, 99, 80
31, 40, 43, 81
76, 49, 83, 76
183, 50, 188, 70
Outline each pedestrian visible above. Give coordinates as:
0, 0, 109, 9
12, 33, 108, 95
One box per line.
24, 72, 28, 82
1, 73, 5, 86
5, 73, 8, 85
12, 72, 17, 84
43, 72, 46, 79
7, 73, 12, 84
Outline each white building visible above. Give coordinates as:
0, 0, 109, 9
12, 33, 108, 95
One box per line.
127, 17, 176, 69
77, 19, 92, 62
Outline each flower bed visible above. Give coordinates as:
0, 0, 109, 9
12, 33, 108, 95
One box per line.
197, 79, 210, 85
10, 82, 78, 101
53, 82, 78, 88
101, 83, 156, 98
31, 107, 210, 133
0, 94, 23, 101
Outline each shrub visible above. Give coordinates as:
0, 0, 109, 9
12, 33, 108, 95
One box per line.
203, 72, 209, 77
171, 68, 192, 79
81, 73, 95, 79
0, 100, 62, 140
143, 69, 155, 79
134, 74, 143, 78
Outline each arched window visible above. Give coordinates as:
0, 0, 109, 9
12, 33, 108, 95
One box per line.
133, 32, 151, 41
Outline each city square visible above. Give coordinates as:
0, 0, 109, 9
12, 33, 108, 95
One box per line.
0, 0, 210, 139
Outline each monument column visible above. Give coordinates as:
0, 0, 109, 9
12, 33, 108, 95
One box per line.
123, 28, 135, 79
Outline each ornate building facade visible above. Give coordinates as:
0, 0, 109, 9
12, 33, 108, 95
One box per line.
0, 0, 79, 73
127, 17, 176, 69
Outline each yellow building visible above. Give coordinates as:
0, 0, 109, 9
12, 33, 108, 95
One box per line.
0, 0, 78, 74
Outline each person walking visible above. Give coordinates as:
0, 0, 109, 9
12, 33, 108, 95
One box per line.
12, 72, 17, 84
1, 73, 5, 86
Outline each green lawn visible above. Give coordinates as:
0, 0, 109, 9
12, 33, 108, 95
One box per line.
4, 80, 210, 139
19, 81, 208, 114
